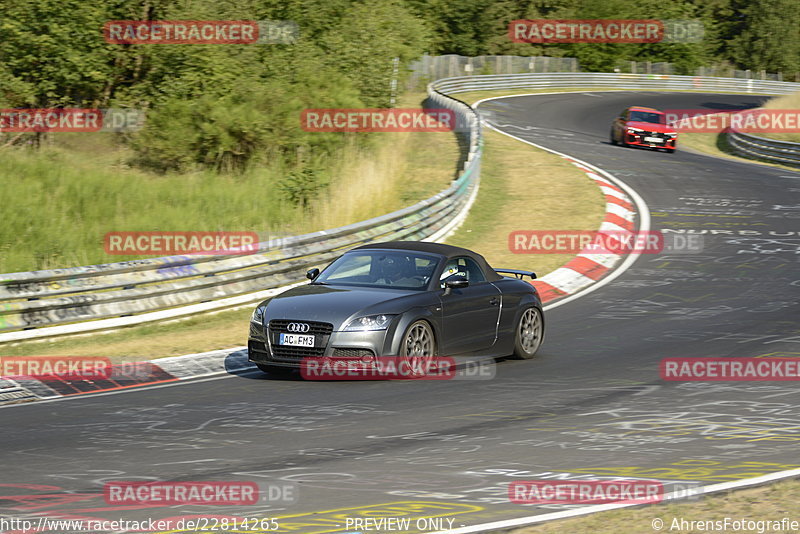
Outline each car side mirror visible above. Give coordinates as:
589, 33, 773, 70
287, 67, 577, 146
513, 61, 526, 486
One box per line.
443, 276, 469, 295
306, 268, 320, 281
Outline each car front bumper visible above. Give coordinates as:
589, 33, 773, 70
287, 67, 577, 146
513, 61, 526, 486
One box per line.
248, 320, 397, 368
624, 131, 677, 149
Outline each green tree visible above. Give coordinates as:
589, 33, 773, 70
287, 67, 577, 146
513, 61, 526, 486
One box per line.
405, 0, 496, 56
726, 0, 800, 74
322, 0, 431, 106
0, 0, 115, 106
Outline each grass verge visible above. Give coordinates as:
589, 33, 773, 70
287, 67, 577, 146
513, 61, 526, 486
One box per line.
445, 128, 604, 275
759, 90, 800, 143
673, 94, 800, 171
512, 479, 800, 534
678, 129, 800, 172
0, 92, 456, 273
447, 90, 605, 274
0, 308, 252, 360
0, 92, 459, 360
303, 92, 460, 231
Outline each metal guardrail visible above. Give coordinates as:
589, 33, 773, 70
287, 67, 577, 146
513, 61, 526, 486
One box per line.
430, 72, 800, 95
3, 72, 797, 341
728, 129, 800, 167
431, 72, 800, 167
0, 86, 481, 340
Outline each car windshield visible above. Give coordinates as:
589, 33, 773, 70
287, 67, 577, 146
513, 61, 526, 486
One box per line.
314, 251, 440, 290
628, 110, 665, 124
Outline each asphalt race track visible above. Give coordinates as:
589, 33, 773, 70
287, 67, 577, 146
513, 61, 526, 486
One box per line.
2, 92, 799, 532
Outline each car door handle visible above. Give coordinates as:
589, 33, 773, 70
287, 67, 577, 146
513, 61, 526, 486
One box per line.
489, 297, 500, 306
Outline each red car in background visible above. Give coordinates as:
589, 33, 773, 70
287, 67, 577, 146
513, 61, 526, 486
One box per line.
610, 106, 677, 153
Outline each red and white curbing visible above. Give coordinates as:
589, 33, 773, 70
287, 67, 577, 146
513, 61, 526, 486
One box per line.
0, 348, 251, 406
532, 157, 638, 304
472, 93, 649, 306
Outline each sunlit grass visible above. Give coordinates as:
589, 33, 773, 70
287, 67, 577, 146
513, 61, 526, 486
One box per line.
0, 92, 458, 273
759, 90, 800, 142
0, 93, 459, 357
0, 141, 296, 272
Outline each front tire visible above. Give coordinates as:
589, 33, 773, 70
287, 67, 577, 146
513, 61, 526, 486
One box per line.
510, 307, 544, 360
397, 320, 436, 378
610, 128, 618, 145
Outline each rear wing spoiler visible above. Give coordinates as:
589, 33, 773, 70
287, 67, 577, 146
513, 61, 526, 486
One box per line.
495, 268, 537, 280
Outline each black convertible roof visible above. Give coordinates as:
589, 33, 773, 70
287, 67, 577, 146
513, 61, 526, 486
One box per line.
352, 241, 502, 281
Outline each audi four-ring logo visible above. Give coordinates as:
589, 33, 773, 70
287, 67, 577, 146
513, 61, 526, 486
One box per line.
287, 322, 310, 333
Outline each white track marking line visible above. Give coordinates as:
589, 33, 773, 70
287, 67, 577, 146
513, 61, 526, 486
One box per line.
432, 467, 800, 534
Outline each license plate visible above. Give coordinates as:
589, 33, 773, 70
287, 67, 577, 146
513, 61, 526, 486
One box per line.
644, 136, 663, 143
279, 333, 315, 347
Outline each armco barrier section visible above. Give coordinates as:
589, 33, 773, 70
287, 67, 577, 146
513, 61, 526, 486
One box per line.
0, 88, 480, 340
431, 72, 800, 167
728, 129, 800, 167
3, 72, 798, 341
430, 72, 800, 95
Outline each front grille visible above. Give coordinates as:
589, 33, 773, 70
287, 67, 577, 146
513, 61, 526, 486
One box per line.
269, 345, 325, 359
643, 131, 668, 140
248, 341, 269, 362
249, 340, 268, 354
269, 320, 333, 336
332, 348, 375, 358
268, 319, 333, 360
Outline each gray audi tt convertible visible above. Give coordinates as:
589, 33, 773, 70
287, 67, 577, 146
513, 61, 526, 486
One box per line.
248, 241, 544, 376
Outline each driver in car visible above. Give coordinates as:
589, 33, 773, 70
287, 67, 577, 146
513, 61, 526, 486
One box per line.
376, 256, 426, 287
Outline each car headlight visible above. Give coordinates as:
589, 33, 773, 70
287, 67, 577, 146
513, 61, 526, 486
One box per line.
627, 127, 644, 132
251, 305, 266, 324
344, 314, 396, 331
